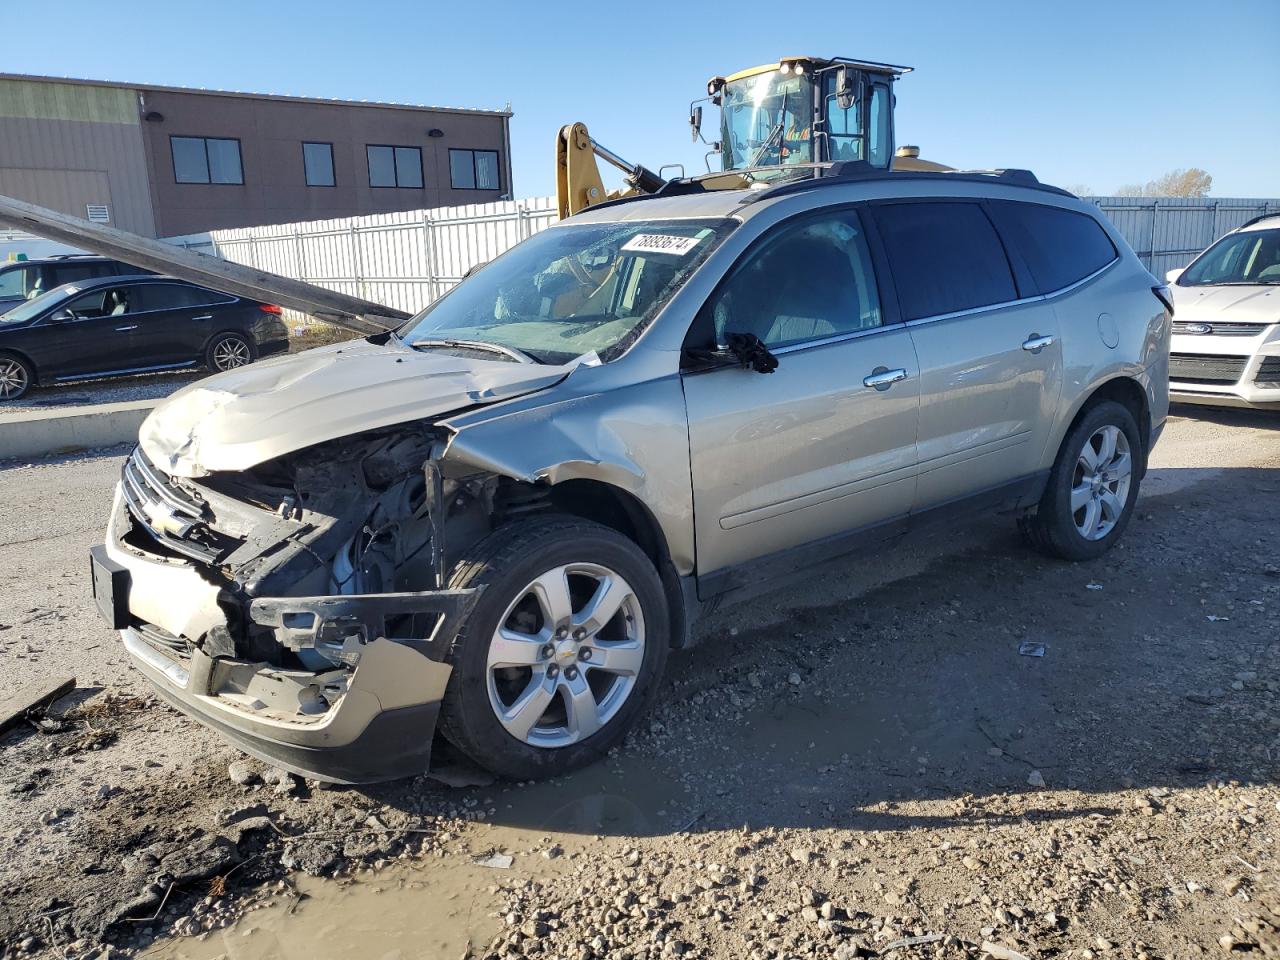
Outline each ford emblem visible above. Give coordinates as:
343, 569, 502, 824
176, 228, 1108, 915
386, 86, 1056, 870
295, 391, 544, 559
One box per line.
1185, 322, 1212, 335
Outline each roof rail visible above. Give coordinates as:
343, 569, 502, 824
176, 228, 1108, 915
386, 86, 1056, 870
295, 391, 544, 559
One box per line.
742, 163, 1073, 204
1240, 210, 1280, 229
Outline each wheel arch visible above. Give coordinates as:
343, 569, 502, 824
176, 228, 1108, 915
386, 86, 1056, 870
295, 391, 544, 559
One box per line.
546, 478, 695, 649
1057, 374, 1152, 475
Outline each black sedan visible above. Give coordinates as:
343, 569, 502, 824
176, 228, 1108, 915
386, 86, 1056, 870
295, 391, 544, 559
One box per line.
0, 275, 289, 401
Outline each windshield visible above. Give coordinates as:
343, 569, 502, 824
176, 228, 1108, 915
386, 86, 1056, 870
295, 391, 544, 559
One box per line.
1180, 228, 1280, 286
721, 70, 815, 170
399, 218, 735, 364
0, 283, 76, 324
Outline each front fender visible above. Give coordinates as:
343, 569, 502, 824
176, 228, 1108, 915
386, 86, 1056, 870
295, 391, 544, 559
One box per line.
440, 377, 696, 574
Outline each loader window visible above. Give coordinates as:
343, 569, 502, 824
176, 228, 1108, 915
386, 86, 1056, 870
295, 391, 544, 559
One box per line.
721, 70, 814, 170
400, 218, 736, 364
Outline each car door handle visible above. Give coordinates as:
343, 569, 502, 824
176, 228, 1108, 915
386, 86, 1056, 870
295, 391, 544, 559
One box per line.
191, 314, 212, 321
863, 367, 908, 390
1022, 333, 1055, 353
114, 324, 138, 332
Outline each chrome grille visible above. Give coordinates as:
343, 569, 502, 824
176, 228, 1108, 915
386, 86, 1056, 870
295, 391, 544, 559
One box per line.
120, 448, 223, 562
1173, 320, 1270, 337
1168, 353, 1249, 385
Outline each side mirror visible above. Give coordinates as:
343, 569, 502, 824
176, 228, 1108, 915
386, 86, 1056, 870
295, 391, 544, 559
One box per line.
50, 308, 74, 323
836, 66, 858, 111
690, 105, 703, 143
1165, 267, 1184, 284
684, 333, 779, 374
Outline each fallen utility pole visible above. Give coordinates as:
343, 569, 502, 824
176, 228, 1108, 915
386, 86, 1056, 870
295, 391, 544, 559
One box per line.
0, 194, 408, 336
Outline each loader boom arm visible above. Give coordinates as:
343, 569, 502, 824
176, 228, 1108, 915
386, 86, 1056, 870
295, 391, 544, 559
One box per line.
0, 194, 408, 335
555, 122, 667, 219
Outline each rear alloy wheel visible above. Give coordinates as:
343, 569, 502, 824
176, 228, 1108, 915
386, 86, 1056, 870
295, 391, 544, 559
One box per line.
207, 333, 253, 372
1020, 400, 1142, 561
440, 516, 669, 780
0, 354, 33, 402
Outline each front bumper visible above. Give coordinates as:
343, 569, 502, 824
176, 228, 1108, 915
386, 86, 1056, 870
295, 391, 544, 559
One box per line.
1169, 333, 1280, 409
94, 485, 477, 783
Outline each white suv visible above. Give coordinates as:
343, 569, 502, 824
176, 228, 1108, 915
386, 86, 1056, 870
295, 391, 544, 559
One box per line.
1167, 212, 1280, 409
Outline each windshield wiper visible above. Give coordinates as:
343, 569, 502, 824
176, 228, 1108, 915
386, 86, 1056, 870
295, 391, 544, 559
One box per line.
411, 338, 541, 364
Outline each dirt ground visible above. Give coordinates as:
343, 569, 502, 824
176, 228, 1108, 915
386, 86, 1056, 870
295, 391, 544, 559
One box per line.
0, 406, 1277, 960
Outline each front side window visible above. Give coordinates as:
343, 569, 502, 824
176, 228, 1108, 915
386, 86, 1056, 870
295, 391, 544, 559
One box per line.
303, 142, 335, 187
873, 202, 1017, 320
171, 136, 243, 185
988, 201, 1117, 294
367, 145, 423, 188
1179, 229, 1280, 286
63, 286, 135, 318
450, 149, 501, 190
704, 210, 882, 349
720, 69, 815, 170
400, 218, 736, 364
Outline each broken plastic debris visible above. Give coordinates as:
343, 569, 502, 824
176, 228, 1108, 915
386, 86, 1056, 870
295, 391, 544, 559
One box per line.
476, 853, 513, 869
1017, 641, 1046, 657
1206, 615, 1231, 622
1085, 582, 1104, 591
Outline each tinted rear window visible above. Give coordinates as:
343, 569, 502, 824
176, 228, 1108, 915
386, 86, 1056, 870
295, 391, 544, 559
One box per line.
988, 201, 1117, 293
873, 202, 1017, 320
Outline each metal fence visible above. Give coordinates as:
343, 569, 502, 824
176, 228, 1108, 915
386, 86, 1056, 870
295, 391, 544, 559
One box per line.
1088, 196, 1280, 278
166, 193, 1280, 320
168, 197, 560, 319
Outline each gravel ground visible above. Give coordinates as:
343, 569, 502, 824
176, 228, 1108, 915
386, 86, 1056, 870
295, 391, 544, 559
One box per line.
0, 407, 1277, 960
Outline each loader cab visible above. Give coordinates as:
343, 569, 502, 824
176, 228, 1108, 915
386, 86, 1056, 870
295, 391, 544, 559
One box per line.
703, 57, 910, 176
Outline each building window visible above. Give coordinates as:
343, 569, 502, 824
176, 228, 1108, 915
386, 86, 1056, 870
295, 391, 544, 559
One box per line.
171, 136, 243, 185
302, 142, 335, 187
367, 145, 423, 188
449, 149, 500, 190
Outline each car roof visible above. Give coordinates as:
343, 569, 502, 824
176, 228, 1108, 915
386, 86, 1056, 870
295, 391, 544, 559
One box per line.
54, 273, 212, 290
1238, 212, 1280, 233
0, 254, 116, 268
562, 167, 1087, 227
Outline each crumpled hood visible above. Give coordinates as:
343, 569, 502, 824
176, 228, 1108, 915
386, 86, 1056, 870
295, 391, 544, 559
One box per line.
1171, 284, 1280, 325
139, 338, 572, 477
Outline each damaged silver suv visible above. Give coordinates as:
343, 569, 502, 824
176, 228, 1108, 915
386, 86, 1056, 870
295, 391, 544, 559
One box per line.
92, 167, 1170, 782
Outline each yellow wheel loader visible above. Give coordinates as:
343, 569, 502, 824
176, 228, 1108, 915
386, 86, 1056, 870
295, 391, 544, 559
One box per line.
556, 55, 951, 218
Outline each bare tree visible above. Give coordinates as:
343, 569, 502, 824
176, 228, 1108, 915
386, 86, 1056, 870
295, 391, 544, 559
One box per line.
1063, 183, 1095, 197
1110, 168, 1213, 197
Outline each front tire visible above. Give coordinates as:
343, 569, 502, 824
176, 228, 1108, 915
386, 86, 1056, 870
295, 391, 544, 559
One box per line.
439, 516, 669, 780
206, 332, 254, 372
1020, 400, 1143, 561
0, 352, 34, 402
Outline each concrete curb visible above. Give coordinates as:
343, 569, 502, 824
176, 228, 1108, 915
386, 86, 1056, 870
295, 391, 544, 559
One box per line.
0, 399, 155, 461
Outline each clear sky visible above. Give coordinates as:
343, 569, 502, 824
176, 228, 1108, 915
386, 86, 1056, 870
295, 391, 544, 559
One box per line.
5, 0, 1277, 198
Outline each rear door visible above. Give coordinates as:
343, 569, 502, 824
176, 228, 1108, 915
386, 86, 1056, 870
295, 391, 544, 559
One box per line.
868, 199, 1063, 511
129, 283, 234, 363
682, 207, 921, 588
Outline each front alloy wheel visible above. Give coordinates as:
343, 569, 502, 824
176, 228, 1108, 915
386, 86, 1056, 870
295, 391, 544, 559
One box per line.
0, 355, 32, 401
440, 516, 669, 780
487, 563, 646, 748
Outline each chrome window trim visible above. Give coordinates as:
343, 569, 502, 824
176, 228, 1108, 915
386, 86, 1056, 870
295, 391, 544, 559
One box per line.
903, 257, 1119, 331
770, 320, 905, 357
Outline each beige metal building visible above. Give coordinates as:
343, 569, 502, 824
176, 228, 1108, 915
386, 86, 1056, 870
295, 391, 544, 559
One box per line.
0, 74, 512, 237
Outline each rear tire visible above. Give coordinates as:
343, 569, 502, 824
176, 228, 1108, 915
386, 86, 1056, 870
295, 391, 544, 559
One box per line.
1020, 400, 1143, 561
206, 332, 254, 372
0, 352, 34, 402
439, 516, 669, 780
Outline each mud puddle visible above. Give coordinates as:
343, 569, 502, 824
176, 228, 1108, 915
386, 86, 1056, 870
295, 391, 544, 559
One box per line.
142, 862, 501, 960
